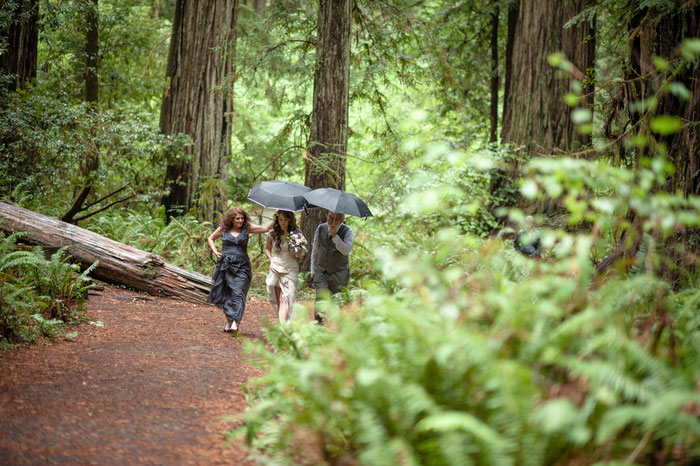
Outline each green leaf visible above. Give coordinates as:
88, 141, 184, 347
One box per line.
520, 180, 539, 199
571, 108, 592, 124
577, 123, 593, 135
564, 93, 579, 107
681, 38, 700, 60
548, 52, 566, 67
650, 115, 682, 135
667, 82, 691, 101
653, 56, 670, 71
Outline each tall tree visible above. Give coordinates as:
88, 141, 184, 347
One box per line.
638, 4, 700, 196
501, 0, 595, 154
161, 0, 238, 221
489, 6, 499, 143
61, 0, 100, 224
0, 0, 38, 91
596, 3, 700, 275
301, 0, 352, 264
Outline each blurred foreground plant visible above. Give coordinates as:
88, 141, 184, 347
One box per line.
235, 135, 700, 463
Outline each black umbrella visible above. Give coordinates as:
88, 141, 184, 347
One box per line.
247, 180, 311, 212
303, 188, 373, 218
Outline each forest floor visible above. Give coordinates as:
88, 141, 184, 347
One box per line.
0, 284, 286, 465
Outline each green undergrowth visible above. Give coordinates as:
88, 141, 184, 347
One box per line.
0, 233, 96, 351
234, 146, 700, 464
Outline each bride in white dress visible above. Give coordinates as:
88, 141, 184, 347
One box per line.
265, 211, 307, 322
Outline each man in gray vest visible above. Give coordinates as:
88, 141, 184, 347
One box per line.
310, 212, 354, 323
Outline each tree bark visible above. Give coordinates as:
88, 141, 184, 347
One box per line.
254, 0, 265, 15
301, 0, 352, 270
501, 1, 518, 132
501, 0, 595, 154
0, 0, 38, 91
62, 0, 100, 224
653, 5, 700, 196
161, 0, 238, 222
0, 201, 211, 303
489, 7, 499, 143
84, 0, 98, 105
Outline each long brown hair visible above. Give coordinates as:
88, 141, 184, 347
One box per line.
271, 210, 298, 251
221, 207, 250, 232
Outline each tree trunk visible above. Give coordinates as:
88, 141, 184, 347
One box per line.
501, 0, 595, 154
150, 0, 159, 18
301, 0, 352, 270
254, 0, 265, 15
489, 7, 499, 143
161, 0, 238, 222
84, 0, 98, 105
621, 4, 699, 194
61, 0, 100, 224
0, 201, 211, 303
501, 0, 518, 132
0, 0, 38, 91
653, 6, 700, 196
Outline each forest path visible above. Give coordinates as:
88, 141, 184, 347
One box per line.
0, 285, 275, 465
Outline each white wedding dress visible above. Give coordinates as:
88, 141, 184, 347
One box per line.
266, 239, 301, 321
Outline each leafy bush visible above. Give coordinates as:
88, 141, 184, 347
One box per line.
0, 233, 95, 350
0, 87, 189, 216
236, 137, 700, 463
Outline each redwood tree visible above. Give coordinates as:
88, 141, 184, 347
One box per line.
0, 0, 38, 91
161, 0, 238, 221
501, 0, 595, 154
61, 0, 100, 224
301, 0, 352, 263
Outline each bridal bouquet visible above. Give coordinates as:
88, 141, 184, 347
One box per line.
288, 231, 308, 258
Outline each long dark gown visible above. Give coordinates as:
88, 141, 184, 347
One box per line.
208, 229, 251, 324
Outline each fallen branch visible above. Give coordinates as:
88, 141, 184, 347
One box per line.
1, 200, 211, 303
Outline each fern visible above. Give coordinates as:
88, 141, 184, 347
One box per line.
0, 233, 93, 347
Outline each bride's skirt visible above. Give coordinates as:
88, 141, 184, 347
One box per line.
266, 261, 300, 321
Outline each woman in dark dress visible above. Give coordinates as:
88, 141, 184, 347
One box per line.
207, 207, 272, 332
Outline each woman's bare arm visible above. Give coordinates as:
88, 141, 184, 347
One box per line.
264, 235, 273, 261
208, 226, 223, 258
248, 220, 274, 234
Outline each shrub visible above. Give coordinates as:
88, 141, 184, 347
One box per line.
236, 145, 700, 463
0, 233, 95, 350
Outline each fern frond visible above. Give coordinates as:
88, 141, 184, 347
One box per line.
416, 411, 516, 465
580, 329, 677, 388
0, 250, 45, 273
558, 356, 654, 403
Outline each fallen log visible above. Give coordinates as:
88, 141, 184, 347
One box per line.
0, 200, 212, 303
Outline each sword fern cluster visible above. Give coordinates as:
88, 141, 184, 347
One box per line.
0, 233, 95, 349
238, 151, 700, 464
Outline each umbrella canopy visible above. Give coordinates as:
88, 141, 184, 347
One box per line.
247, 180, 311, 212
303, 188, 373, 218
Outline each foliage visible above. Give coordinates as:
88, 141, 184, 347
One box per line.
0, 86, 190, 216
0, 233, 95, 350
38, 0, 170, 116
237, 106, 700, 463
84, 208, 216, 275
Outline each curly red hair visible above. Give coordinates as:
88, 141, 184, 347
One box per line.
221, 207, 250, 231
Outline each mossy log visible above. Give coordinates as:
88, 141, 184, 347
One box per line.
0, 200, 211, 303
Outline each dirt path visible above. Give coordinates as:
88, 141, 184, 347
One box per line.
0, 285, 277, 465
